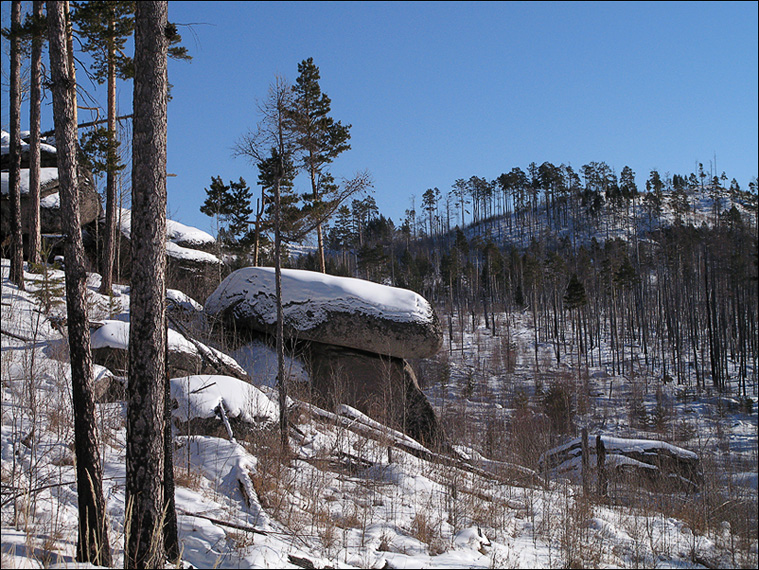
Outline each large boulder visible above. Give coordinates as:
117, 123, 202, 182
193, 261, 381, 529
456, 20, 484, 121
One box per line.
204, 267, 443, 359
90, 319, 249, 381
1, 164, 101, 240
1, 130, 58, 170
305, 342, 445, 450
115, 207, 223, 302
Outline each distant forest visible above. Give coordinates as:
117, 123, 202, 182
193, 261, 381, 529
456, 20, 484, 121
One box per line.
262, 160, 757, 398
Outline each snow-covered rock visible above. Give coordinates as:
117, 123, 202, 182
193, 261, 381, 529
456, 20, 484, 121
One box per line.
170, 374, 278, 424
1, 142, 100, 239
540, 434, 702, 491
204, 267, 442, 359
90, 319, 248, 381
116, 207, 222, 301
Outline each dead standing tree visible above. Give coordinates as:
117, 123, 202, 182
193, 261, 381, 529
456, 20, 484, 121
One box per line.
235, 76, 298, 455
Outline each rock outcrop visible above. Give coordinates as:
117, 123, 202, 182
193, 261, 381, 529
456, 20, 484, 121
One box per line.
90, 319, 249, 381
205, 267, 442, 359
1, 131, 101, 241
540, 434, 702, 492
116, 207, 223, 302
205, 267, 446, 449
2, 130, 221, 301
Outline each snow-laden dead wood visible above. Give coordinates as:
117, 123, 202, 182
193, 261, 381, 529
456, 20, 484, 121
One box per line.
295, 400, 543, 489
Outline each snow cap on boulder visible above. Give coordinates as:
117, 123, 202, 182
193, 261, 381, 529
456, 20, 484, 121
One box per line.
204, 267, 443, 359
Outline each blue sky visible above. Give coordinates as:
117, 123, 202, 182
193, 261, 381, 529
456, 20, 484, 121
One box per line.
3, 1, 758, 238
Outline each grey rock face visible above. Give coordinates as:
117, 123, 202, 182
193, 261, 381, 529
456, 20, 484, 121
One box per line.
305, 342, 445, 450
0, 163, 101, 238
205, 267, 443, 359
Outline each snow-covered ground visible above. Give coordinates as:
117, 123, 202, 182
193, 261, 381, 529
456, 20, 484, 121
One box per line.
1, 258, 757, 569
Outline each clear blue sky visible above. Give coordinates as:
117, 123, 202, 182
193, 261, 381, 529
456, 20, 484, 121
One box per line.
3, 1, 758, 238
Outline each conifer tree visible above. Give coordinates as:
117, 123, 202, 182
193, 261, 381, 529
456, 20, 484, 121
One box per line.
26, 1, 46, 266
290, 57, 351, 272
71, 1, 189, 293
47, 1, 112, 564
7, 0, 24, 289
125, 1, 170, 566
201, 175, 235, 244
71, 1, 134, 294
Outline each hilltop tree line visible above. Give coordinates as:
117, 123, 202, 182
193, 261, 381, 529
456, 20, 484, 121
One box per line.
203, 137, 757, 399
269, 161, 755, 398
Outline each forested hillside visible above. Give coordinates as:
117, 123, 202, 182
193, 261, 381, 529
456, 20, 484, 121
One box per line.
276, 163, 758, 401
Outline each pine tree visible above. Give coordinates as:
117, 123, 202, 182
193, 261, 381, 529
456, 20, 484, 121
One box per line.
290, 57, 351, 272
72, 1, 134, 294
201, 175, 235, 245
47, 1, 112, 564
26, 1, 46, 266
226, 177, 255, 247
126, 1, 170, 566
7, 0, 24, 289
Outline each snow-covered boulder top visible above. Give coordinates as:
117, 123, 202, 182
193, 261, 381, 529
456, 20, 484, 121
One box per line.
166, 217, 216, 248
118, 207, 221, 265
91, 319, 196, 354
1, 129, 59, 171
170, 374, 278, 424
205, 267, 443, 359
1, 167, 60, 196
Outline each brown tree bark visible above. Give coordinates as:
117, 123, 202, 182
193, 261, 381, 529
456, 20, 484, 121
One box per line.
125, 2, 169, 567
47, 1, 112, 565
9, 0, 25, 289
28, 0, 45, 266
99, 13, 118, 294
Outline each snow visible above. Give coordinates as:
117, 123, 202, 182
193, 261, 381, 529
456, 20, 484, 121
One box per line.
167, 288, 203, 313
166, 217, 216, 247
90, 319, 196, 355
0, 129, 57, 157
205, 266, 436, 327
165, 240, 223, 264
170, 374, 278, 424
1, 167, 59, 196
39, 192, 60, 208
2, 256, 757, 569
117, 207, 222, 265
544, 433, 699, 463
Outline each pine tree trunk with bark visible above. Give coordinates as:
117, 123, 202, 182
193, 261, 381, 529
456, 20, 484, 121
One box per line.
28, 0, 45, 266
46, 1, 112, 565
125, 2, 169, 567
99, 15, 118, 294
9, 0, 25, 289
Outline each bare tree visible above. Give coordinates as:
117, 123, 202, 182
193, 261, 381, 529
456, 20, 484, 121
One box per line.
125, 1, 169, 567
46, 1, 112, 565
236, 76, 298, 454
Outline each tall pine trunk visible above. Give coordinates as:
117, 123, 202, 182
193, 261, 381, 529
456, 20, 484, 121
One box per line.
47, 1, 112, 565
125, 2, 170, 567
28, 0, 45, 266
99, 15, 118, 294
9, 0, 24, 289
